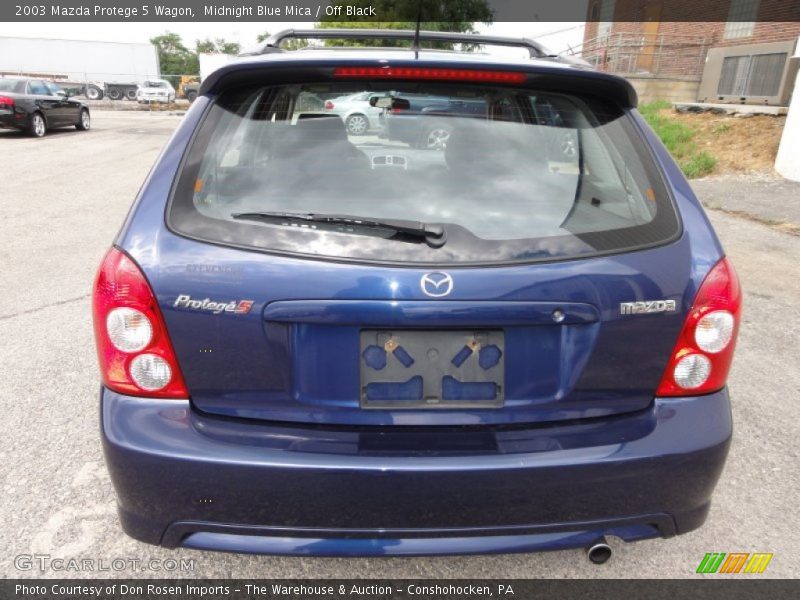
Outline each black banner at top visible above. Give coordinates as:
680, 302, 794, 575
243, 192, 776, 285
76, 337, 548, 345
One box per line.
4, 0, 800, 23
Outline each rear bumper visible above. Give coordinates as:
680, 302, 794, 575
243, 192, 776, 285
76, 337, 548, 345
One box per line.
0, 112, 24, 129
101, 387, 732, 556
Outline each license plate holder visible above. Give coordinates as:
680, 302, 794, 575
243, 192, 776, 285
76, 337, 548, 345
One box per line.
359, 330, 504, 409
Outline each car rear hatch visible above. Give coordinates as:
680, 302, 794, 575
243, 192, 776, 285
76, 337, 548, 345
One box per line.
142, 57, 688, 426
151, 246, 688, 426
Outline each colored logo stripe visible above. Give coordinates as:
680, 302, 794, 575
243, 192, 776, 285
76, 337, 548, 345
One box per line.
744, 553, 773, 574
696, 552, 773, 574
720, 553, 749, 573
697, 552, 727, 573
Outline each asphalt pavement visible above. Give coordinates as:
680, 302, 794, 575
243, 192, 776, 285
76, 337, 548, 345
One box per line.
691, 175, 800, 232
0, 111, 797, 578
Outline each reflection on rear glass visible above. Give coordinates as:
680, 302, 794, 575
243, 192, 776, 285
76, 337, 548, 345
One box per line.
170, 83, 676, 264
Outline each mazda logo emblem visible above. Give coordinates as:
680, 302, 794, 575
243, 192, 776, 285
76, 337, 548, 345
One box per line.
420, 272, 454, 298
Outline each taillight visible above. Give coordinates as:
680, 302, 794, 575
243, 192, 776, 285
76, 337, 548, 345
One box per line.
92, 248, 188, 398
656, 257, 742, 396
324, 100, 335, 109
0, 95, 14, 108
333, 67, 527, 84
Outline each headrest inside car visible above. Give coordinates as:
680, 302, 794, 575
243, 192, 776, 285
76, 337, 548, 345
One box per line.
293, 114, 348, 142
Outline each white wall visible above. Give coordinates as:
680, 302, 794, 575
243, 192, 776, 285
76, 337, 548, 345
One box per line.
775, 47, 800, 181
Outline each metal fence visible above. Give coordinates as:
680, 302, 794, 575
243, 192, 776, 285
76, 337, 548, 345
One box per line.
0, 68, 198, 106
574, 33, 712, 79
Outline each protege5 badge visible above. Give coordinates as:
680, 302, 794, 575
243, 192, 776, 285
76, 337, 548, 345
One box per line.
174, 294, 254, 315
620, 300, 677, 315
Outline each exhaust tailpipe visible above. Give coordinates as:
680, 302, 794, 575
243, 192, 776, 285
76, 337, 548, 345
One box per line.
586, 537, 612, 564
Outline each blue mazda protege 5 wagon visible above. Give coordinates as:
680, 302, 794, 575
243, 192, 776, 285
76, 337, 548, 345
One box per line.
94, 30, 741, 561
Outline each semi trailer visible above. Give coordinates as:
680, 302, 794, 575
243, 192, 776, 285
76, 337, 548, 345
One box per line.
0, 36, 160, 100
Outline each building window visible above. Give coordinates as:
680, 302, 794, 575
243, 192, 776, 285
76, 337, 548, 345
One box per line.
597, 0, 616, 40
724, 0, 759, 39
718, 52, 788, 97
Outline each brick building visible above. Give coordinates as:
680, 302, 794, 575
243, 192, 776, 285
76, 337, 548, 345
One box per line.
581, 0, 800, 103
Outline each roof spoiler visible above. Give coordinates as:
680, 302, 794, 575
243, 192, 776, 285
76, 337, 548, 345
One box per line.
242, 28, 559, 60
200, 59, 636, 109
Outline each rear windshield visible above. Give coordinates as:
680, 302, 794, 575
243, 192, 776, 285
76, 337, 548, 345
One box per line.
169, 80, 678, 265
0, 79, 24, 93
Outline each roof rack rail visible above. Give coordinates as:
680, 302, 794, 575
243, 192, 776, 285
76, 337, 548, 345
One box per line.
242, 28, 554, 59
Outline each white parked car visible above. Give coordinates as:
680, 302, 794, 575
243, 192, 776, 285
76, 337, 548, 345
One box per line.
323, 91, 387, 136
136, 79, 176, 104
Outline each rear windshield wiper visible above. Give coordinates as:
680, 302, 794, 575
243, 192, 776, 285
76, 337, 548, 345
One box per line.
231, 211, 446, 248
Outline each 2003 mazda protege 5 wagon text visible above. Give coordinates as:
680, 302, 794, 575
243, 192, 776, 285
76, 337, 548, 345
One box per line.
94, 30, 741, 561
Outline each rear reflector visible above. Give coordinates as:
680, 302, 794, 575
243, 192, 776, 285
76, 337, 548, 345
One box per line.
93, 248, 188, 399
656, 257, 742, 396
333, 67, 527, 84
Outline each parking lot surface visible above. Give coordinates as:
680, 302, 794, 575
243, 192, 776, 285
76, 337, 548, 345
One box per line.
1, 112, 797, 578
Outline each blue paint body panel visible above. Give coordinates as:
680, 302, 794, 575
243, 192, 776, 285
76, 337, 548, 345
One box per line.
101, 52, 735, 555
102, 387, 731, 555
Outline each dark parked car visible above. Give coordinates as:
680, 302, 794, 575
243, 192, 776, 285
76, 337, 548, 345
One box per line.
0, 77, 90, 137
380, 93, 486, 149
96, 29, 740, 561
182, 82, 200, 103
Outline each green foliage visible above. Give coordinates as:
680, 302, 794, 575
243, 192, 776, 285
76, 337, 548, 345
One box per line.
195, 38, 216, 54
217, 40, 241, 55
150, 31, 189, 54
637, 99, 671, 120
319, 0, 493, 48
151, 32, 241, 82
639, 100, 717, 178
683, 152, 717, 178
321, 0, 492, 25
256, 32, 309, 50
150, 32, 198, 78
195, 38, 241, 55
257, 2, 492, 51
712, 122, 732, 134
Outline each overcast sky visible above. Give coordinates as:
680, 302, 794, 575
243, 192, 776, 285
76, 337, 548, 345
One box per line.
0, 21, 585, 54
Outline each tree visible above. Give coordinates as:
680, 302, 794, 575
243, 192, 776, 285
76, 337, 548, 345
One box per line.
256, 31, 309, 51
150, 32, 198, 80
318, 0, 493, 48
196, 38, 241, 55
216, 39, 241, 55
195, 38, 216, 54
259, 1, 492, 50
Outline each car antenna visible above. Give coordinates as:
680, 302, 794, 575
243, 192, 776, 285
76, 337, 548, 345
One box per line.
412, 0, 423, 58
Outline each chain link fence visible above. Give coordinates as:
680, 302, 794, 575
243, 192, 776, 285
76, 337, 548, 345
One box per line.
574, 33, 712, 79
